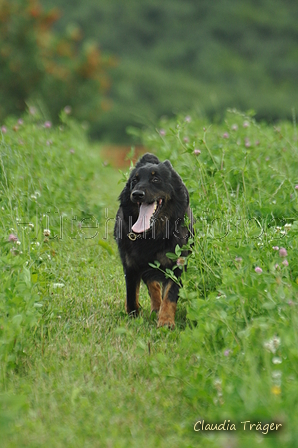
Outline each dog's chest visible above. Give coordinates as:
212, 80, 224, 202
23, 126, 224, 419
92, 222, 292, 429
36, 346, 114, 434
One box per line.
124, 238, 173, 271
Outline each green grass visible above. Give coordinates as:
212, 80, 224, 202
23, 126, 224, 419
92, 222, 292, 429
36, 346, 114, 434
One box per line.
1, 109, 298, 447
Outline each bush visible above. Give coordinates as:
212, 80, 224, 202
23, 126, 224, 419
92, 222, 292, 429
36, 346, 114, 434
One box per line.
0, 0, 115, 126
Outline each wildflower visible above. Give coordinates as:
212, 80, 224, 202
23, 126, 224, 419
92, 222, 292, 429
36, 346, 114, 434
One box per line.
271, 385, 281, 395
183, 137, 189, 143
43, 229, 51, 237
44, 121, 52, 128
18, 118, 23, 125
16, 240, 21, 246
245, 138, 251, 148
272, 246, 279, 250
255, 266, 262, 273
193, 149, 201, 156
264, 336, 280, 354
279, 247, 287, 257
282, 259, 289, 267
8, 233, 18, 242
272, 371, 282, 380
235, 257, 242, 262
243, 120, 250, 128
177, 257, 186, 266
29, 106, 36, 115
223, 132, 229, 139
275, 264, 280, 270
30, 194, 37, 200
1, 126, 7, 133
272, 357, 282, 364
52, 283, 65, 288
159, 129, 166, 136
184, 115, 191, 123
28, 223, 34, 229
231, 124, 238, 131
64, 105, 72, 114
295, 185, 298, 190
224, 349, 230, 356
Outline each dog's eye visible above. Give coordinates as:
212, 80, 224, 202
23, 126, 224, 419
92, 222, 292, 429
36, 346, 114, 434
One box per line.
152, 176, 160, 183
131, 178, 138, 186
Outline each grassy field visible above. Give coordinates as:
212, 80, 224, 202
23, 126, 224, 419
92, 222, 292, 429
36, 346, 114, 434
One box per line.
0, 109, 298, 447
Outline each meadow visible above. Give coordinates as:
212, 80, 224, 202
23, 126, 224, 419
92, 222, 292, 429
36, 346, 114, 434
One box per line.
0, 108, 298, 447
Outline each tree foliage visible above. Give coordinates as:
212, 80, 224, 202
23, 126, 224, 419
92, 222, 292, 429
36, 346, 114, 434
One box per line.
46, 0, 298, 141
0, 0, 115, 124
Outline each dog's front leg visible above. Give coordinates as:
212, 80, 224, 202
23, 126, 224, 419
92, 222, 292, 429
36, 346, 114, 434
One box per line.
157, 280, 179, 329
125, 269, 141, 316
146, 281, 162, 314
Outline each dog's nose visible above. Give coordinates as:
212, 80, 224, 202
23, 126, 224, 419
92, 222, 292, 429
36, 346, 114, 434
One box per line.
131, 190, 145, 201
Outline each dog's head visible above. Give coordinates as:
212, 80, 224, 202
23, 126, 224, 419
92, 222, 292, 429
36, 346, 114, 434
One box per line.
119, 153, 189, 234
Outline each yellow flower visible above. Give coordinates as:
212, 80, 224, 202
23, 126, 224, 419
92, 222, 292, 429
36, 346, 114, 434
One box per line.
271, 385, 281, 395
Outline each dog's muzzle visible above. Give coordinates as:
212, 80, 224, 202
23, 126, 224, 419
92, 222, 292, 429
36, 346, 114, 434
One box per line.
131, 190, 145, 202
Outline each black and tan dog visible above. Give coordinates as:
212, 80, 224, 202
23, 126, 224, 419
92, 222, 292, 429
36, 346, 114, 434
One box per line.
114, 153, 193, 328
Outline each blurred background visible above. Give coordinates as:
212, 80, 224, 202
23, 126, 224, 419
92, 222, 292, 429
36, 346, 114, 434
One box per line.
1, 0, 298, 143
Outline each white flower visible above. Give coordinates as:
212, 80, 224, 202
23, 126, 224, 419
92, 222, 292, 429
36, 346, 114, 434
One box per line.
52, 283, 65, 288
272, 357, 282, 364
264, 336, 281, 354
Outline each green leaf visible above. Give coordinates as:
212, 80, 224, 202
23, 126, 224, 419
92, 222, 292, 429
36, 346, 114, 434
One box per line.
98, 239, 114, 255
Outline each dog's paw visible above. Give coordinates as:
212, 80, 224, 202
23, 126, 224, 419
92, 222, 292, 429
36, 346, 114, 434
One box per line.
157, 300, 176, 329
126, 308, 139, 317
150, 306, 160, 315
157, 315, 175, 330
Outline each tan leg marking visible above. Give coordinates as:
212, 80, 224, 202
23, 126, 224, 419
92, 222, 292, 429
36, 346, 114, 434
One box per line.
157, 282, 177, 329
147, 281, 162, 313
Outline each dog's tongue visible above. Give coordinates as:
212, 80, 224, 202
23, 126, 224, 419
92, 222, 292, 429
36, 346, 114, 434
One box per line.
132, 202, 155, 233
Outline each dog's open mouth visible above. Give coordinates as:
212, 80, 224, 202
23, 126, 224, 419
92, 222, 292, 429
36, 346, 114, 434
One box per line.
132, 199, 163, 233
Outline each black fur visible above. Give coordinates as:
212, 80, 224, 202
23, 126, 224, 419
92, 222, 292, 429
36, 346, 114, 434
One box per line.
114, 153, 193, 328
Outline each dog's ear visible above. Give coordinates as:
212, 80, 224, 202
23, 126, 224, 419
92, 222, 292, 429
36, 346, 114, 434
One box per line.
163, 159, 189, 199
163, 160, 180, 181
135, 153, 160, 168
162, 160, 173, 170
119, 168, 136, 204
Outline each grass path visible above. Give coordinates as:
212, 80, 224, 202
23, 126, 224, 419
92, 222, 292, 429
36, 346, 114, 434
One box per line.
1, 111, 298, 447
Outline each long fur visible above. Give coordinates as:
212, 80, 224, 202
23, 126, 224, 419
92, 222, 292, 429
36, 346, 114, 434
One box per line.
114, 153, 193, 328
